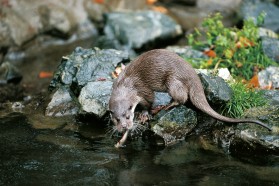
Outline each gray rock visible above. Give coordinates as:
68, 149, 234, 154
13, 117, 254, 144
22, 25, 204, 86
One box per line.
151, 105, 197, 146
0, 61, 22, 84
237, 0, 279, 32
262, 90, 279, 106
198, 73, 233, 104
78, 81, 113, 117
104, 11, 182, 49
45, 86, 80, 117
152, 92, 172, 108
49, 47, 129, 89
231, 105, 279, 154
258, 66, 279, 89
261, 37, 279, 63
166, 46, 208, 67
47, 47, 129, 117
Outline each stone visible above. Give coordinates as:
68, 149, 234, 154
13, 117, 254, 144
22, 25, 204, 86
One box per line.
261, 37, 279, 63
45, 86, 80, 117
49, 47, 129, 89
78, 81, 113, 117
198, 73, 233, 104
151, 105, 197, 145
237, 0, 279, 33
258, 66, 279, 89
104, 11, 182, 49
0, 61, 22, 84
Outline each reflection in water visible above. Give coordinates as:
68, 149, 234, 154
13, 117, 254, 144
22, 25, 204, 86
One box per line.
0, 112, 278, 185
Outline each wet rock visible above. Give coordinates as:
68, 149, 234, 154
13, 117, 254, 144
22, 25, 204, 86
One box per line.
45, 86, 80, 117
198, 73, 233, 104
237, 0, 279, 33
79, 81, 113, 117
49, 47, 129, 89
258, 66, 279, 89
47, 47, 129, 117
104, 11, 182, 49
261, 37, 279, 63
151, 105, 197, 146
232, 105, 279, 154
0, 61, 22, 84
262, 90, 279, 106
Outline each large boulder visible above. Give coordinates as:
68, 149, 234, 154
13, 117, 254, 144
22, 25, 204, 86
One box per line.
46, 47, 129, 117
103, 11, 182, 49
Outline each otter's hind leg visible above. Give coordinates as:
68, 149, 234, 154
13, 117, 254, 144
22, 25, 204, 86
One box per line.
167, 80, 189, 105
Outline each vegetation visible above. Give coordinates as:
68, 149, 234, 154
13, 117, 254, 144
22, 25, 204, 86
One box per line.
187, 12, 277, 80
220, 82, 267, 118
185, 13, 276, 117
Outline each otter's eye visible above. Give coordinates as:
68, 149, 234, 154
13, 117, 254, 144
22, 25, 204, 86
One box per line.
116, 117, 120, 122
129, 105, 132, 110
126, 115, 130, 120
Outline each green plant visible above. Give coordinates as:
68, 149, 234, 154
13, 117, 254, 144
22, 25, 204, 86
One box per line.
221, 82, 267, 118
186, 12, 278, 80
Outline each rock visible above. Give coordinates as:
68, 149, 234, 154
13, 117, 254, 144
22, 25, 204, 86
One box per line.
104, 11, 182, 49
45, 86, 80, 117
167, 0, 242, 30
258, 66, 279, 89
152, 92, 172, 108
237, 0, 279, 33
151, 105, 197, 146
47, 47, 129, 117
0, 8, 36, 47
261, 37, 279, 63
166, 46, 208, 67
262, 90, 279, 106
0, 61, 22, 84
78, 81, 113, 117
49, 47, 129, 89
198, 73, 233, 104
231, 105, 279, 154
258, 27, 278, 39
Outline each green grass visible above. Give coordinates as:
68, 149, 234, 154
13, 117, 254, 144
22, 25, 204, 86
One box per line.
221, 82, 267, 118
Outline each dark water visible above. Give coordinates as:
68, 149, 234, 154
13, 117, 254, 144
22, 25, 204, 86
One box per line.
0, 112, 278, 186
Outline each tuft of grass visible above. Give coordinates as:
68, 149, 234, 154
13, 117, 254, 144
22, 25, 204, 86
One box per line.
221, 82, 267, 118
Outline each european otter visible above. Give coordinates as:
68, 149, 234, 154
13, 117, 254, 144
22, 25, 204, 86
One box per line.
109, 49, 272, 133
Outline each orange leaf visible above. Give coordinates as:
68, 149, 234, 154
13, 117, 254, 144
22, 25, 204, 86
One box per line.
248, 75, 259, 88
146, 0, 157, 5
207, 58, 213, 65
93, 0, 104, 4
39, 71, 53, 78
204, 49, 216, 58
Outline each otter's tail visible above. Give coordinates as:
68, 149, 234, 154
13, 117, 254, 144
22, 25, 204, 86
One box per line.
189, 90, 272, 131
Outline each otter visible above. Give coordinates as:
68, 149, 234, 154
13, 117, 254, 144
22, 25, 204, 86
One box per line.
109, 49, 272, 133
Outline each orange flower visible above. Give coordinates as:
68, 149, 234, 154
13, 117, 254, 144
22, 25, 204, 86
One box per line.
203, 49, 216, 58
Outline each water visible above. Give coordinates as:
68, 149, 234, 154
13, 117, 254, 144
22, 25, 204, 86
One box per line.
0, 112, 278, 186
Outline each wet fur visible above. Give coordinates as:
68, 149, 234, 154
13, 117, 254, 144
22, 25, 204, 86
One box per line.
109, 49, 272, 131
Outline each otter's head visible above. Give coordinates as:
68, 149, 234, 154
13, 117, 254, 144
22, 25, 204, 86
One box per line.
109, 98, 136, 132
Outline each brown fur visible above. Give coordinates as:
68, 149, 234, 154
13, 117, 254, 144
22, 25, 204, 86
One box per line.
109, 49, 271, 132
